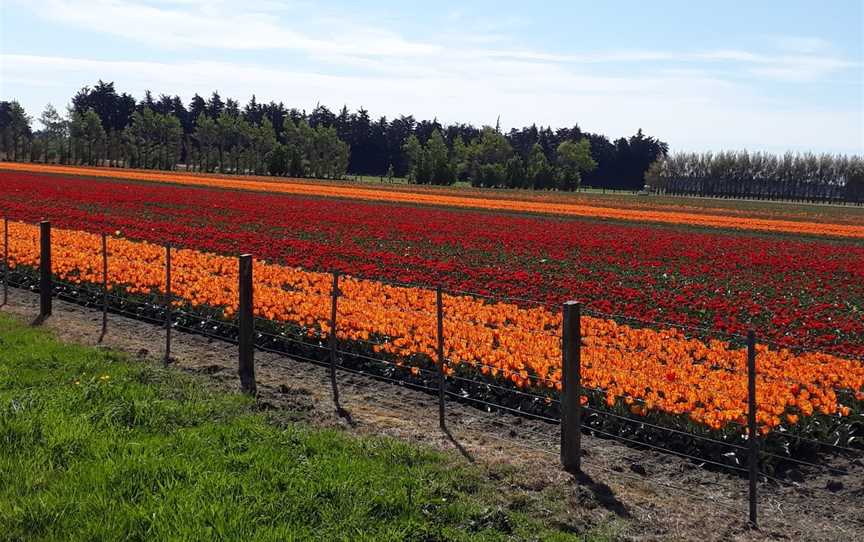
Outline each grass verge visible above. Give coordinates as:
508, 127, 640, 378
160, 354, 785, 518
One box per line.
0, 314, 614, 541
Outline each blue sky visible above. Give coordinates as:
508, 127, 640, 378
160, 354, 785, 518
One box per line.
1, 0, 862, 153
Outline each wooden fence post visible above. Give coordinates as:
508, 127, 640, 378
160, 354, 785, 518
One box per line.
329, 272, 340, 408
38, 220, 52, 320
99, 233, 108, 341
561, 301, 582, 474
2, 217, 8, 306
164, 244, 172, 364
747, 329, 759, 528
238, 254, 256, 395
436, 286, 446, 430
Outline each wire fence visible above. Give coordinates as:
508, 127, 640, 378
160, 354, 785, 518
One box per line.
1, 216, 862, 531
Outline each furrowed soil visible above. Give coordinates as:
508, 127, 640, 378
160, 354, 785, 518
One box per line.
2, 288, 861, 541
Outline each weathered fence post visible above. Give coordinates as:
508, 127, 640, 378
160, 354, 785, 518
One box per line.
747, 329, 758, 528
38, 220, 52, 321
436, 286, 446, 430
164, 244, 172, 364
238, 254, 256, 395
99, 233, 108, 341
561, 301, 582, 474
2, 217, 8, 306
329, 272, 340, 408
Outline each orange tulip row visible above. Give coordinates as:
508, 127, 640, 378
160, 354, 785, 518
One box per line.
5, 221, 863, 434
2, 162, 863, 239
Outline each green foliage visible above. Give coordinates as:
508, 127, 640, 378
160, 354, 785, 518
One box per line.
469, 127, 513, 187
556, 139, 597, 191
37, 104, 67, 163
504, 155, 526, 188
0, 315, 607, 541
426, 129, 454, 184
845, 163, 864, 203
70, 108, 106, 166
650, 150, 864, 200
267, 143, 291, 176
527, 143, 555, 190
403, 130, 455, 185
0, 100, 33, 161
124, 107, 182, 170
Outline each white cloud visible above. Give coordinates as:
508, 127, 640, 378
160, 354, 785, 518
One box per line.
4, 53, 862, 154
771, 35, 833, 54
35, 0, 441, 56
21, 1, 857, 84
2, 1, 862, 154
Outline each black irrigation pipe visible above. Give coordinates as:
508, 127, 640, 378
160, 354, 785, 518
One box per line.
443, 390, 560, 424
181, 309, 239, 329
581, 405, 747, 451
335, 348, 440, 376
331, 334, 425, 352
585, 425, 750, 475
94, 303, 168, 327
259, 344, 441, 394
175, 324, 239, 345
254, 334, 442, 392
449, 374, 559, 404
256, 330, 330, 352
336, 365, 440, 394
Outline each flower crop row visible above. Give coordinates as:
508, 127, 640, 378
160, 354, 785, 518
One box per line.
3, 162, 863, 239
2, 169, 862, 357
5, 221, 863, 435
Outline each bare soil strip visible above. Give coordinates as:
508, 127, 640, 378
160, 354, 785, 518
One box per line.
1, 289, 861, 541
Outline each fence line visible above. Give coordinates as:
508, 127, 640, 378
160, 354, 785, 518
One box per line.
1, 217, 861, 530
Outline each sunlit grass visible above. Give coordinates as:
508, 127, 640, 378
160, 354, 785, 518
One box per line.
0, 314, 613, 541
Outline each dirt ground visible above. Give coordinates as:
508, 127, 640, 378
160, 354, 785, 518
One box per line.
2, 288, 861, 541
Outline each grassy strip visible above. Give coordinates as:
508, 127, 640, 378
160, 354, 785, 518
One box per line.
0, 314, 613, 541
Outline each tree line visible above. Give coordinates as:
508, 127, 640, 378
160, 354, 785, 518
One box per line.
0, 80, 669, 191
646, 151, 864, 204
403, 126, 599, 190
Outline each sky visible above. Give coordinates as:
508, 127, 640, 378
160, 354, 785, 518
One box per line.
1, 0, 862, 154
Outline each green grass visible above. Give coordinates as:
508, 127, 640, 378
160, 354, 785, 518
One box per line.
0, 314, 613, 541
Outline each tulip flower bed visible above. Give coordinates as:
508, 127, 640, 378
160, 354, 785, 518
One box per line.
3, 220, 863, 464
1, 169, 863, 361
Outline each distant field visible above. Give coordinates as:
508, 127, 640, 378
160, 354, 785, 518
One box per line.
2, 163, 863, 356
2, 163, 862, 237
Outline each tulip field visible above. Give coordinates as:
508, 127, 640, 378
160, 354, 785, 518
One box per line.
1, 163, 863, 459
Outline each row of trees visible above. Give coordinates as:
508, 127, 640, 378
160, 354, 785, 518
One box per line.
0, 80, 669, 191
3, 93, 350, 178
646, 151, 864, 203
403, 127, 598, 189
